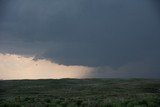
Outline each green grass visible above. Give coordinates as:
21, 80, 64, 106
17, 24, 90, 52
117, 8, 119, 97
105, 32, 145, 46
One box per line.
0, 79, 160, 107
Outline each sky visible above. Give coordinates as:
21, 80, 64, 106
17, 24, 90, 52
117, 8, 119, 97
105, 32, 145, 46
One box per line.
0, 0, 160, 79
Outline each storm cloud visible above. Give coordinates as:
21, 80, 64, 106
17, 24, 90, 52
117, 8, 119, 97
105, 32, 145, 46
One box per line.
0, 0, 160, 78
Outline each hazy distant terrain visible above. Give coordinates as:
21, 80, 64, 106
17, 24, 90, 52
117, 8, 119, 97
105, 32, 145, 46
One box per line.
0, 79, 160, 107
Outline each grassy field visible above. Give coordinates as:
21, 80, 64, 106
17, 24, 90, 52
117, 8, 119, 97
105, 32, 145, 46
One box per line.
0, 79, 160, 107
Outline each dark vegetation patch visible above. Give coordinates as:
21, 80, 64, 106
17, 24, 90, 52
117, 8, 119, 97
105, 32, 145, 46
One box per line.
0, 79, 160, 107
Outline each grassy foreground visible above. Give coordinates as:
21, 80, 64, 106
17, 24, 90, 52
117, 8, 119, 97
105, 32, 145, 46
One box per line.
0, 79, 160, 107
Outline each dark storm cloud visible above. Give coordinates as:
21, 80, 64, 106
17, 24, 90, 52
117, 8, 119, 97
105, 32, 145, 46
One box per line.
151, 0, 160, 11
86, 63, 160, 78
0, 0, 160, 77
